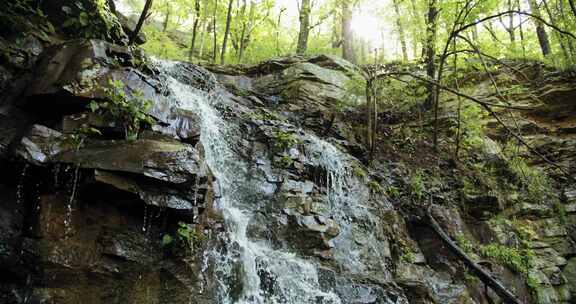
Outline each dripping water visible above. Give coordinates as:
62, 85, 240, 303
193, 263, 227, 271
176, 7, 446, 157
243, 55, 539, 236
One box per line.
142, 204, 149, 233
16, 164, 29, 205
64, 164, 80, 239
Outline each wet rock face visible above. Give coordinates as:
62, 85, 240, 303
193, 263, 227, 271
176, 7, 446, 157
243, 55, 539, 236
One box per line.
2, 4, 576, 302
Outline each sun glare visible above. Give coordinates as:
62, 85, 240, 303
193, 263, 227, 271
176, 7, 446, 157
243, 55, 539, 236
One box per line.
351, 12, 382, 48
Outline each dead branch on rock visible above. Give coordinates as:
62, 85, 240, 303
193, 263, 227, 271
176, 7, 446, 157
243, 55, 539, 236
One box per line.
424, 206, 523, 304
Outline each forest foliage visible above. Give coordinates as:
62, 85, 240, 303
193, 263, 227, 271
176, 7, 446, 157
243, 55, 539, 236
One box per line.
121, 0, 576, 67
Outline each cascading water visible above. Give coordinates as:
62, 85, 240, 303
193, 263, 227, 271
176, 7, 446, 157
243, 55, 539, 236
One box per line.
156, 60, 340, 303
154, 59, 401, 303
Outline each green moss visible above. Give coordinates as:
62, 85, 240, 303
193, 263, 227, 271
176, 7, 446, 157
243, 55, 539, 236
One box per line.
249, 110, 284, 122
479, 244, 535, 275
455, 233, 535, 286
272, 130, 299, 152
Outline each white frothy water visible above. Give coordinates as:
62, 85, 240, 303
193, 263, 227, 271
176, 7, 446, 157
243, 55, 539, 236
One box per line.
157, 60, 341, 304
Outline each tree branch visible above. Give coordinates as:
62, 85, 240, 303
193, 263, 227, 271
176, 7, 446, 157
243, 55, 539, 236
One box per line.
425, 207, 523, 304
373, 71, 573, 179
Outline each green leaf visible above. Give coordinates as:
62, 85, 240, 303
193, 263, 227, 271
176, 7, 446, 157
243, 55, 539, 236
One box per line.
161, 234, 173, 246
88, 101, 99, 112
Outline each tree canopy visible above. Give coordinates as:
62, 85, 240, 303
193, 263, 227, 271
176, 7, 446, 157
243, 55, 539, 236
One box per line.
120, 0, 576, 67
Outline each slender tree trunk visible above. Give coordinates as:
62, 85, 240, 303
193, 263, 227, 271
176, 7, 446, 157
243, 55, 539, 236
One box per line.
393, 0, 408, 61
212, 0, 218, 63
129, 0, 153, 45
507, 0, 515, 44
220, 0, 234, 64
237, 0, 255, 63
559, 0, 576, 58
107, 0, 116, 13
188, 0, 201, 61
276, 8, 285, 56
469, 21, 479, 42
342, 0, 356, 63
569, 0, 576, 18
517, 0, 527, 59
163, 2, 171, 32
527, 0, 552, 57
542, 0, 571, 63
296, 0, 311, 55
424, 0, 438, 110
198, 0, 209, 59
409, 0, 421, 59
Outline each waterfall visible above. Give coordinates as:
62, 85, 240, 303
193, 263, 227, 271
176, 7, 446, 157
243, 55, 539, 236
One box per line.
157, 61, 341, 304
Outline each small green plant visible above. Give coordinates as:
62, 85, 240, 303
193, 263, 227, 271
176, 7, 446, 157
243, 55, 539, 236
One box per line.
455, 234, 475, 255
553, 201, 567, 225
396, 238, 417, 263
526, 273, 539, 290
274, 154, 293, 168
66, 124, 102, 151
272, 130, 299, 152
451, 103, 487, 149
479, 244, 534, 275
171, 222, 204, 250
367, 180, 383, 194
386, 185, 401, 199
400, 251, 416, 263
352, 164, 367, 180
89, 79, 155, 140
249, 110, 284, 122
454, 233, 536, 290
161, 234, 174, 246
409, 169, 427, 201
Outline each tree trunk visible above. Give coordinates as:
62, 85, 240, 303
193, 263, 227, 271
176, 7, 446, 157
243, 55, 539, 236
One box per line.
527, 0, 551, 57
517, 0, 527, 59
237, 0, 255, 63
559, 0, 576, 59
393, 0, 408, 62
409, 0, 421, 59
296, 0, 311, 55
188, 0, 201, 61
425, 208, 523, 304
212, 0, 218, 63
163, 2, 170, 32
276, 7, 286, 56
569, 0, 576, 18
198, 0, 209, 59
220, 0, 234, 64
341, 0, 356, 63
129, 0, 153, 45
423, 0, 438, 110
542, 0, 571, 63
507, 0, 515, 44
107, 0, 116, 13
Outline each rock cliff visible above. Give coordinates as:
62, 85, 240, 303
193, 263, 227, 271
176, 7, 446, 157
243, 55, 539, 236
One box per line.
1, 1, 575, 304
